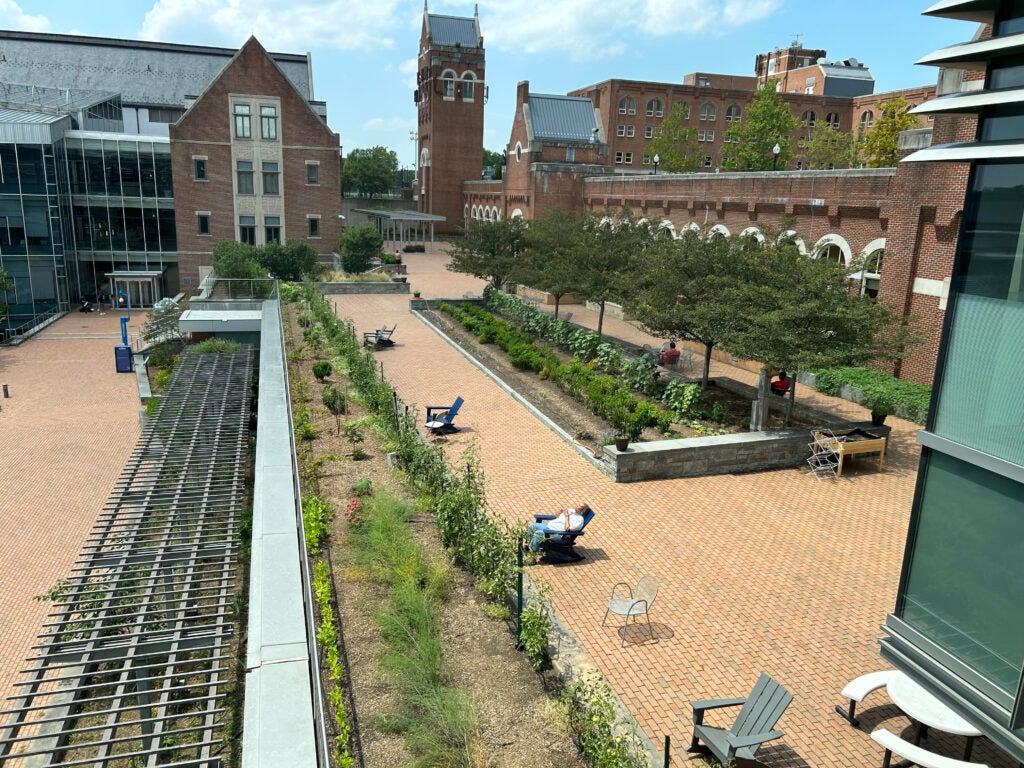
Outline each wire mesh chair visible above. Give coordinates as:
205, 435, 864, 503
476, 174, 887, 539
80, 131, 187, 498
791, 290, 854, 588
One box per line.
807, 428, 841, 480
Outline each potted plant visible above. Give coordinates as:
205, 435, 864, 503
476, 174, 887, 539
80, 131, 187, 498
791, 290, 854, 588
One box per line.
864, 394, 893, 426
610, 407, 643, 451
413, 290, 421, 299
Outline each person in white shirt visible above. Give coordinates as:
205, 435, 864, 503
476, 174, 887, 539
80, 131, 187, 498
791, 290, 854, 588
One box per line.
527, 503, 590, 552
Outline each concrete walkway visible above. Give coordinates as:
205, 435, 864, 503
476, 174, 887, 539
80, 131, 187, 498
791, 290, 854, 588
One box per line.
342, 245, 1014, 768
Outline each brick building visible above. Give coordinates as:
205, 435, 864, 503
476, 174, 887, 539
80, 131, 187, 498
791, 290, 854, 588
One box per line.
414, 5, 485, 233
170, 37, 342, 288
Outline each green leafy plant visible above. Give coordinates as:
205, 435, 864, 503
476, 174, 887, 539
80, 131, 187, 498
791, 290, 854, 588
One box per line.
312, 360, 333, 381
302, 494, 334, 552
341, 420, 366, 460
562, 676, 648, 768
519, 580, 552, 670
352, 477, 372, 496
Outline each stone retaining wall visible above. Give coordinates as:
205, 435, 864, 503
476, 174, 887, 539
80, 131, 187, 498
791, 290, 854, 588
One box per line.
602, 421, 891, 482
316, 281, 409, 295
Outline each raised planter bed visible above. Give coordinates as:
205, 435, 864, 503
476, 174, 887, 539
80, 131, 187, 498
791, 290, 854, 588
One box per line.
316, 281, 409, 295
602, 421, 891, 482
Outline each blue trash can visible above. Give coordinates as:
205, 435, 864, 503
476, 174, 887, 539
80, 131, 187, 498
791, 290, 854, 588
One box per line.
114, 345, 133, 373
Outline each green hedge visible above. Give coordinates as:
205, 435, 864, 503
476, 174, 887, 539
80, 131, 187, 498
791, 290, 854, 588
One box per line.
812, 366, 931, 425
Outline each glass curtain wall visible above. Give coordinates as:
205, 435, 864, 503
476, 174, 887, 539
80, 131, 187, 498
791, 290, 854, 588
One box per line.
59, 136, 176, 303
0, 142, 68, 337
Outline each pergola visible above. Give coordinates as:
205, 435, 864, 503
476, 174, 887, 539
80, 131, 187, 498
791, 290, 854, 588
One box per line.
351, 209, 447, 252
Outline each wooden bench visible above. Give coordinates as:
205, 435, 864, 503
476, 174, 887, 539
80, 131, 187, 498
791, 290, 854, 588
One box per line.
835, 670, 898, 726
871, 728, 989, 768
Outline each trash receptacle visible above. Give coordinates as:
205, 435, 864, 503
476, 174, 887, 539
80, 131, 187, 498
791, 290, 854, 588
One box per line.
114, 345, 133, 373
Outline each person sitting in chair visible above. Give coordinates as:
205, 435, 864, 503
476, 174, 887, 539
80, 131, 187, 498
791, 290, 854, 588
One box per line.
527, 503, 590, 552
658, 341, 681, 366
771, 369, 790, 396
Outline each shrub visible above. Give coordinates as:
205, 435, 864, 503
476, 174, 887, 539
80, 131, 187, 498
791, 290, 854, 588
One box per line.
312, 361, 333, 381
813, 366, 931, 424
338, 224, 383, 274
257, 239, 318, 280
402, 243, 426, 252
212, 240, 263, 279
193, 338, 242, 354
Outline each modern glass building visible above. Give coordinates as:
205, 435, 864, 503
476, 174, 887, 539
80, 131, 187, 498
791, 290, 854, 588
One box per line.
880, 1, 1024, 761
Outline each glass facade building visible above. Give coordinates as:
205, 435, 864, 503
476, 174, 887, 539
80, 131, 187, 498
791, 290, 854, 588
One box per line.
881, 2, 1024, 761
0, 118, 71, 338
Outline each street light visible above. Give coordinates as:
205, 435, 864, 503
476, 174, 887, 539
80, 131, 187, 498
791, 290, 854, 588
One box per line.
652, 153, 660, 175
772, 142, 781, 171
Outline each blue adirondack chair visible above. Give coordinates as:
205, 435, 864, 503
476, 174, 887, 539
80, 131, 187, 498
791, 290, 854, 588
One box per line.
689, 673, 793, 766
531, 508, 595, 563
425, 396, 463, 434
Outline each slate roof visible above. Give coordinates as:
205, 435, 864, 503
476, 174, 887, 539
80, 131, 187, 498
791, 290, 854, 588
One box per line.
427, 14, 479, 47
528, 94, 598, 142
0, 31, 312, 108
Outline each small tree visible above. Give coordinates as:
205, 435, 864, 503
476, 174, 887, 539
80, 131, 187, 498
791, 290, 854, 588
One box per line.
447, 216, 528, 289
258, 239, 319, 281
339, 224, 383, 274
322, 385, 346, 433
720, 80, 799, 171
863, 96, 920, 167
520, 209, 588, 317
211, 240, 263, 279
644, 103, 704, 172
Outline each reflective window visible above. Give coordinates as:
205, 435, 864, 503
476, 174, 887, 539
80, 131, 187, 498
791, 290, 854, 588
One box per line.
902, 450, 1024, 693
261, 106, 278, 140
239, 215, 256, 246
234, 104, 251, 138
461, 73, 475, 101
307, 163, 319, 185
194, 159, 207, 180
933, 162, 1024, 463
265, 215, 281, 244
236, 161, 254, 195
198, 214, 210, 235
262, 162, 279, 195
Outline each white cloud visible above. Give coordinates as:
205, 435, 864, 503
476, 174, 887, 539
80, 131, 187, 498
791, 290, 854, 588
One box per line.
0, 0, 51, 32
139, 0, 403, 52
468, 0, 778, 60
361, 116, 410, 132
398, 57, 419, 90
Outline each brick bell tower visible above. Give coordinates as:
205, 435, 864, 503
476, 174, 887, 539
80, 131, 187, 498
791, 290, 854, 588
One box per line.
415, 2, 485, 234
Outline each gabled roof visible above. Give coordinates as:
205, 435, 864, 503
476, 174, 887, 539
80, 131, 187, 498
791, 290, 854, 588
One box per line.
426, 14, 480, 47
528, 94, 598, 142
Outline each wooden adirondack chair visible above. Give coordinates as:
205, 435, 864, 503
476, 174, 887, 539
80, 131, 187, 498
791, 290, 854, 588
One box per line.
689, 673, 793, 766
531, 508, 595, 563
425, 396, 464, 434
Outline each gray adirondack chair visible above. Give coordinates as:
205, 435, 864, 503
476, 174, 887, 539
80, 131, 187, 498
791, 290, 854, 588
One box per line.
689, 673, 792, 765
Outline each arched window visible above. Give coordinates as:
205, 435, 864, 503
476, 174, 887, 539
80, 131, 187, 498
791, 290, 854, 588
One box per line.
461, 72, 475, 101
618, 96, 636, 115
419, 147, 430, 168
678, 102, 691, 120
700, 103, 716, 121
860, 110, 874, 128
514, 142, 523, 162
725, 105, 742, 123
861, 247, 884, 298
818, 243, 844, 263
646, 98, 663, 117
825, 112, 840, 129
441, 69, 456, 100
801, 110, 816, 127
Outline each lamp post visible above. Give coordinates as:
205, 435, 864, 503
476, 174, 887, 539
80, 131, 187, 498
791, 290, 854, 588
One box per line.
772, 142, 781, 171
652, 153, 660, 175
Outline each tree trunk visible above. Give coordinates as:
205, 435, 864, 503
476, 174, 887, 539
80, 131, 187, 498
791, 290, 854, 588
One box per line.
702, 343, 714, 388
784, 374, 797, 428
553, 296, 561, 319
597, 300, 606, 337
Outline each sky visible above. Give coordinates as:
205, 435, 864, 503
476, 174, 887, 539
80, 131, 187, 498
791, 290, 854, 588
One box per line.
2, 0, 972, 168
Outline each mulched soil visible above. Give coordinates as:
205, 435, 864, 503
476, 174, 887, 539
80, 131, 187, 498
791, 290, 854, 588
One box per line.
283, 305, 587, 768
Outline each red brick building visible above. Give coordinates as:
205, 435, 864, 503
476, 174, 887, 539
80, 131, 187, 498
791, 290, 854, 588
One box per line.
414, 6, 485, 233
170, 37, 342, 288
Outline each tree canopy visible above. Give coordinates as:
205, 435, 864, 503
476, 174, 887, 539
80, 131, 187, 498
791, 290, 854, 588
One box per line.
644, 103, 704, 172
446, 216, 528, 289
483, 148, 505, 179
339, 224, 383, 274
519, 209, 590, 317
863, 97, 920, 167
798, 123, 859, 170
257, 239, 320, 281
719, 80, 799, 171
212, 240, 264, 279
343, 146, 399, 197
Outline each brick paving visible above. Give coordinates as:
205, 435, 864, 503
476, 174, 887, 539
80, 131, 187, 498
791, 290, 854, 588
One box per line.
0, 311, 143, 700
0, 248, 1011, 767
348, 244, 1015, 768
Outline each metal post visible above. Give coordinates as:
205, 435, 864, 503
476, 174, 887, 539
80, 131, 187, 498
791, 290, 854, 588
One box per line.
2, 384, 8, 398
516, 543, 524, 649
664, 735, 671, 767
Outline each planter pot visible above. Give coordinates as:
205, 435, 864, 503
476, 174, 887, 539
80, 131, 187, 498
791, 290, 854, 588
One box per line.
871, 412, 888, 427
614, 437, 630, 451
413, 292, 421, 299
392, 276, 407, 283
